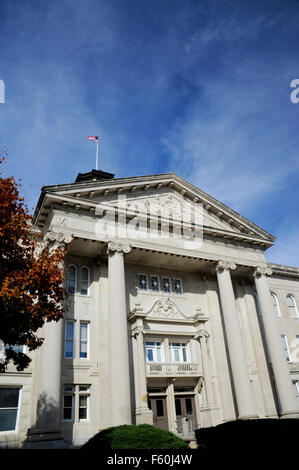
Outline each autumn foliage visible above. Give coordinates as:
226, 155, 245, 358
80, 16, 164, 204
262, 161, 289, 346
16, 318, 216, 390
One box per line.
0, 158, 67, 372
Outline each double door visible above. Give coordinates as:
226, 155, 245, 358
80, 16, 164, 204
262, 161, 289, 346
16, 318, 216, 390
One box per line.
148, 397, 168, 430
175, 395, 196, 438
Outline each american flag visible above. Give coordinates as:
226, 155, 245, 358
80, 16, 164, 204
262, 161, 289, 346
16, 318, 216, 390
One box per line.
88, 136, 99, 142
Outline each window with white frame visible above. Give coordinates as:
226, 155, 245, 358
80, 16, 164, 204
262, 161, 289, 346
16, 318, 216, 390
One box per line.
286, 295, 298, 318
138, 273, 148, 290
78, 385, 90, 420
150, 275, 160, 292
79, 322, 89, 359
162, 276, 171, 294
62, 385, 90, 422
293, 381, 299, 398
281, 335, 291, 362
169, 342, 188, 363
271, 292, 281, 317
145, 341, 163, 362
173, 278, 183, 295
64, 321, 75, 358
80, 267, 90, 295
62, 385, 74, 421
0, 387, 21, 432
67, 265, 77, 294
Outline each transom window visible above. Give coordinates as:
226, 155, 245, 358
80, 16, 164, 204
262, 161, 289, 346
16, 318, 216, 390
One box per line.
271, 292, 281, 317
286, 295, 298, 318
0, 387, 20, 432
138, 273, 183, 295
169, 342, 188, 363
145, 342, 162, 362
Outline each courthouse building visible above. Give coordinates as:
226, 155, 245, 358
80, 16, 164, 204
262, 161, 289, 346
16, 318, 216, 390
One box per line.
1, 169, 299, 448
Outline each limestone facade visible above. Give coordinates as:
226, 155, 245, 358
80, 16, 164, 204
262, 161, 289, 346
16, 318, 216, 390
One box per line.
1, 170, 299, 448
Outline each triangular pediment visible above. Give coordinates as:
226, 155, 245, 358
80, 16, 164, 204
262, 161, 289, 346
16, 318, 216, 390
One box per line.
33, 172, 275, 245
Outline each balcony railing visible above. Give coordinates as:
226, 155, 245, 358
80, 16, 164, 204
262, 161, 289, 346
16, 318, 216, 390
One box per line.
146, 362, 201, 377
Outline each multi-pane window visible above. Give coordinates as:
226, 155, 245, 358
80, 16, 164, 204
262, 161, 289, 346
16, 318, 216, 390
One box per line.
173, 279, 183, 295
80, 322, 89, 359
169, 342, 188, 363
162, 277, 171, 293
79, 386, 90, 420
0, 387, 20, 432
63, 385, 90, 422
150, 275, 160, 292
80, 267, 90, 295
63, 385, 74, 421
271, 293, 281, 317
145, 342, 162, 362
65, 321, 75, 358
281, 335, 291, 362
67, 265, 77, 294
138, 274, 148, 290
286, 295, 298, 318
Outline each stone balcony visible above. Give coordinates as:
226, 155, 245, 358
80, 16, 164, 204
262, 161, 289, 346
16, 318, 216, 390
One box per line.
145, 362, 201, 377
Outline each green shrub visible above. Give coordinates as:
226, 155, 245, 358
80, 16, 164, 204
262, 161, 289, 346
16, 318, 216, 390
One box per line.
81, 424, 189, 450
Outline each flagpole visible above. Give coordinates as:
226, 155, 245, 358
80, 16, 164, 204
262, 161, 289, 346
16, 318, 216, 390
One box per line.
96, 140, 99, 170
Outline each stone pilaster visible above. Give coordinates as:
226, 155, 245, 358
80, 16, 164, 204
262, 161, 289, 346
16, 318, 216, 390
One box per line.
253, 266, 299, 418
107, 241, 132, 426
196, 330, 215, 405
216, 260, 257, 419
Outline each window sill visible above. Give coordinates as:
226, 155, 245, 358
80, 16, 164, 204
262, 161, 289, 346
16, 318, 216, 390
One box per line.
136, 289, 186, 299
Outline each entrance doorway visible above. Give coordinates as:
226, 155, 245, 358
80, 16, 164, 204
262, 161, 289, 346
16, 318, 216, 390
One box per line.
175, 395, 196, 438
148, 397, 168, 430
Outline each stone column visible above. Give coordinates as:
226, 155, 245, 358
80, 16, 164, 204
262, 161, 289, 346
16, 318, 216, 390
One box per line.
196, 330, 215, 405
107, 241, 132, 426
216, 260, 257, 419
132, 324, 153, 424
27, 231, 73, 448
253, 266, 299, 418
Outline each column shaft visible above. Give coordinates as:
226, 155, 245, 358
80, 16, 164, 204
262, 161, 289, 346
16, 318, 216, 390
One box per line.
108, 246, 131, 426
198, 333, 215, 405
216, 262, 257, 419
254, 270, 299, 417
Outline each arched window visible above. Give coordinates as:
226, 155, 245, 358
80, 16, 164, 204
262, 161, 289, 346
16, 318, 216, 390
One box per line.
286, 295, 298, 318
271, 292, 281, 317
67, 265, 77, 294
80, 266, 90, 295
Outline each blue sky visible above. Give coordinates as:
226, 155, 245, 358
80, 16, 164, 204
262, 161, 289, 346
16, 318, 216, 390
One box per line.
0, 0, 298, 265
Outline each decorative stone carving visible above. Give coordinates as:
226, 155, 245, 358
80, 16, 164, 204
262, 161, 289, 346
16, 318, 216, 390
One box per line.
46, 231, 73, 246
215, 260, 237, 272
195, 329, 210, 340
107, 241, 131, 255
149, 298, 181, 319
253, 266, 273, 277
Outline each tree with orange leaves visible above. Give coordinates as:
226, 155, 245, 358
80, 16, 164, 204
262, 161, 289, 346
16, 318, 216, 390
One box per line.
0, 158, 67, 372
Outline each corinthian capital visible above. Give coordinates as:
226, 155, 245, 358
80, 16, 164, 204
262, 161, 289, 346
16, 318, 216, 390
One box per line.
46, 231, 73, 247
107, 241, 131, 255
253, 266, 273, 278
216, 260, 237, 272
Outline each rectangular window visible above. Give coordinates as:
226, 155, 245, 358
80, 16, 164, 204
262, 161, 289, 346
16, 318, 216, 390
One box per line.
162, 277, 171, 293
80, 322, 89, 359
138, 273, 148, 290
169, 342, 188, 363
150, 275, 160, 292
281, 335, 291, 362
145, 342, 162, 362
65, 321, 75, 358
79, 385, 90, 421
173, 278, 183, 295
0, 387, 20, 432
63, 385, 74, 421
